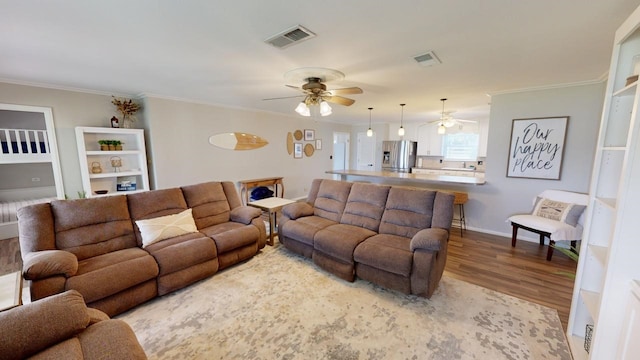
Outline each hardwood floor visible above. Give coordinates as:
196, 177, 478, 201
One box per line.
1, 230, 577, 330
444, 229, 577, 331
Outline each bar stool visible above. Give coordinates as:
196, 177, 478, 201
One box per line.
452, 192, 468, 237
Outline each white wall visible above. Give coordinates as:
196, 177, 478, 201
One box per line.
471, 82, 604, 238
142, 96, 351, 199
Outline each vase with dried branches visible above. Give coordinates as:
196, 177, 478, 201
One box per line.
111, 97, 141, 128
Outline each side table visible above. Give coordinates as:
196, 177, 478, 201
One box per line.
0, 271, 23, 311
248, 197, 296, 246
238, 177, 284, 205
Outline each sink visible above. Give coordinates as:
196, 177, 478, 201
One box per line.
441, 167, 475, 171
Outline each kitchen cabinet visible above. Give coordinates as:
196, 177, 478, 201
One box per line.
416, 123, 443, 156
75, 127, 150, 198
566, 6, 640, 359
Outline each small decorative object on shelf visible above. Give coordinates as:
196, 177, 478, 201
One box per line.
111, 96, 141, 129
90, 162, 103, 174
110, 116, 119, 128
117, 179, 136, 192
98, 140, 109, 151
110, 156, 122, 172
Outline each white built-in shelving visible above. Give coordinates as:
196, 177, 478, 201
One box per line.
567, 5, 640, 359
75, 127, 150, 198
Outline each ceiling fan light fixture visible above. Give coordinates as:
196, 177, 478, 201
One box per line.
367, 107, 373, 137
320, 101, 332, 116
398, 103, 406, 137
438, 124, 446, 135
439, 98, 448, 135
295, 102, 310, 116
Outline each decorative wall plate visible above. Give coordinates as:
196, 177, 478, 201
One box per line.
304, 143, 315, 157
286, 132, 294, 155
293, 130, 303, 141
208, 132, 268, 150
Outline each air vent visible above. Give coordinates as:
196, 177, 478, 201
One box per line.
265, 25, 316, 49
413, 51, 441, 67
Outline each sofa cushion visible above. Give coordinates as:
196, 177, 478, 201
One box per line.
200, 222, 259, 253
135, 208, 199, 248
313, 180, 353, 222
0, 290, 89, 360
280, 216, 337, 246
67, 248, 159, 303
144, 232, 217, 276
340, 183, 390, 232
181, 182, 232, 228
354, 234, 413, 277
77, 319, 148, 359
127, 188, 190, 246
314, 224, 376, 263
51, 196, 137, 261
379, 187, 436, 238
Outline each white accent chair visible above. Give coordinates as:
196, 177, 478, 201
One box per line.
508, 190, 589, 261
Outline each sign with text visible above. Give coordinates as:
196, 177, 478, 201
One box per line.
507, 117, 568, 180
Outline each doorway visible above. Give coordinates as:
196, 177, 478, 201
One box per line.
332, 132, 350, 180
356, 132, 376, 171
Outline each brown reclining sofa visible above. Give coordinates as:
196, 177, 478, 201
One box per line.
17, 181, 266, 317
278, 179, 454, 298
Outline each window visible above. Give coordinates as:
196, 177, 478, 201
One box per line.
442, 133, 479, 160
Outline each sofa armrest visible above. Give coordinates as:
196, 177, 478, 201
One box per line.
282, 202, 314, 220
410, 228, 449, 252
22, 250, 78, 281
230, 206, 262, 225
0, 290, 90, 360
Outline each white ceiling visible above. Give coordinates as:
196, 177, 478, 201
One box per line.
1, 1, 639, 125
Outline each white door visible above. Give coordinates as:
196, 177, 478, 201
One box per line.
332, 132, 350, 180
356, 132, 376, 171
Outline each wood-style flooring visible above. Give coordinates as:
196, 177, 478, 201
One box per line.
0, 229, 576, 329
444, 229, 576, 330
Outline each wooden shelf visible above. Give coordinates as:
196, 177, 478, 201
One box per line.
613, 81, 637, 97
89, 170, 142, 179
86, 150, 142, 156
580, 289, 600, 320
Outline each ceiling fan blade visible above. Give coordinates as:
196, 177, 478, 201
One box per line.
455, 119, 478, 123
326, 87, 363, 95
262, 95, 305, 101
324, 96, 355, 106
285, 84, 302, 90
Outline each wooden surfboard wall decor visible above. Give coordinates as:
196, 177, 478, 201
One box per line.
208, 132, 268, 150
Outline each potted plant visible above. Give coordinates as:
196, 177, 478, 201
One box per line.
113, 140, 123, 151
98, 140, 109, 151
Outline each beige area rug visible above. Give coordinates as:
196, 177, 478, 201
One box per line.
117, 245, 571, 360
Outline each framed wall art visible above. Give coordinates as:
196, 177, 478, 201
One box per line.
506, 116, 569, 180
315, 139, 322, 150
304, 129, 315, 141
294, 143, 303, 159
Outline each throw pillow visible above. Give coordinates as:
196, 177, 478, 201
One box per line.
532, 197, 586, 227
136, 208, 198, 248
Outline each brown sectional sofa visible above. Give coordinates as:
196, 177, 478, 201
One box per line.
278, 179, 455, 298
17, 181, 266, 317
0, 290, 146, 360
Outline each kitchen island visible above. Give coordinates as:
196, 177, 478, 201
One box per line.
326, 169, 486, 185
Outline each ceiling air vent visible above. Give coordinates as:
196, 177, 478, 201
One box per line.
265, 25, 316, 49
413, 51, 441, 67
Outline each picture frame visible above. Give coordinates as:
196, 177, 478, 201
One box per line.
506, 116, 569, 180
315, 139, 322, 150
304, 129, 315, 141
294, 143, 303, 159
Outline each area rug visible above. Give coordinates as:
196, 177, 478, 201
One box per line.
117, 245, 571, 360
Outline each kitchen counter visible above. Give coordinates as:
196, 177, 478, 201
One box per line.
326, 170, 486, 185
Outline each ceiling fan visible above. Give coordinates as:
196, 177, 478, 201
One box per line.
263, 68, 363, 116
428, 98, 477, 132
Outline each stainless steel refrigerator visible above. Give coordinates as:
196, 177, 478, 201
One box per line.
381, 140, 417, 172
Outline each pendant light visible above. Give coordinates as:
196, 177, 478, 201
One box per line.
367, 107, 373, 137
319, 100, 332, 116
438, 98, 447, 135
398, 103, 406, 136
